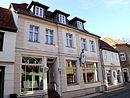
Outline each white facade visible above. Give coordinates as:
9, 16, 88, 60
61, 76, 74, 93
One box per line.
101, 49, 123, 89
0, 30, 16, 98
11, 13, 103, 98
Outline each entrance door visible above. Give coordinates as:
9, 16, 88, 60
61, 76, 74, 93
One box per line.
123, 68, 129, 82
124, 72, 128, 82
0, 66, 5, 98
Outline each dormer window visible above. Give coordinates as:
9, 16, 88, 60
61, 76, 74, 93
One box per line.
59, 14, 66, 24
35, 6, 44, 17
77, 21, 83, 30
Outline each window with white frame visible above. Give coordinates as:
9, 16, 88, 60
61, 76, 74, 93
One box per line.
106, 70, 112, 85
81, 38, 87, 50
89, 40, 95, 52
119, 52, 126, 61
117, 70, 121, 83
66, 33, 73, 47
77, 21, 83, 30
66, 60, 77, 85
103, 51, 107, 60
21, 57, 43, 92
29, 25, 39, 42
35, 6, 44, 17
83, 62, 98, 83
59, 14, 66, 24
45, 29, 54, 44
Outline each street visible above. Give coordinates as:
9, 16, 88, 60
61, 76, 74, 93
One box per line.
99, 83, 130, 98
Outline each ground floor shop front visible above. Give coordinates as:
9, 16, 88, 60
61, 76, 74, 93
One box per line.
12, 50, 103, 98
104, 66, 124, 90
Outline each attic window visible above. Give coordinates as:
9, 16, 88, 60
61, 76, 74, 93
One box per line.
35, 6, 44, 17
59, 14, 66, 24
77, 21, 83, 30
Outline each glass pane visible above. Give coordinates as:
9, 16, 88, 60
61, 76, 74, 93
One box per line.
40, 8, 43, 16
34, 33, 38, 42
50, 36, 53, 44
29, 32, 33, 41
35, 27, 39, 32
66, 69, 76, 84
30, 25, 33, 31
21, 65, 43, 92
46, 35, 48, 43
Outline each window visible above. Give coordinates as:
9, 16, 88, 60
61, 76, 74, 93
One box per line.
0, 32, 4, 51
103, 51, 107, 60
35, 6, 43, 17
77, 21, 83, 30
106, 70, 112, 85
59, 14, 66, 24
29, 25, 39, 42
89, 40, 95, 52
119, 52, 126, 61
45, 29, 53, 44
117, 70, 121, 83
66, 33, 73, 47
66, 60, 77, 85
81, 38, 87, 50
83, 62, 98, 83
21, 57, 43, 92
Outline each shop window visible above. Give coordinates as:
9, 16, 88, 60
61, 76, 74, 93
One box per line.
106, 70, 112, 85
66, 60, 77, 85
21, 57, 43, 92
82, 62, 98, 83
117, 70, 121, 83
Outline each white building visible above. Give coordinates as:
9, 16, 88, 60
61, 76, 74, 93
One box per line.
8, 1, 104, 98
0, 7, 17, 98
99, 40, 124, 90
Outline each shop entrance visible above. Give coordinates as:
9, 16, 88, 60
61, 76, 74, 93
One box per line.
0, 66, 5, 98
123, 68, 129, 82
47, 58, 60, 98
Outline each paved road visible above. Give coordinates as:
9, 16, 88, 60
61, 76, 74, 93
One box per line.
99, 84, 130, 98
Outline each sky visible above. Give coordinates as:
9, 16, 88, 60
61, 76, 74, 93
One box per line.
0, 0, 130, 40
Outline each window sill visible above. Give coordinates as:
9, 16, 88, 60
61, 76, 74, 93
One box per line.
28, 40, 40, 43
65, 46, 75, 49
84, 81, 100, 84
67, 83, 79, 86
90, 50, 96, 53
45, 43, 55, 46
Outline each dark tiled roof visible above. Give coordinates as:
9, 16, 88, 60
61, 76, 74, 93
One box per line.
10, 2, 99, 37
51, 10, 70, 17
70, 17, 86, 24
99, 40, 118, 53
9, 3, 28, 10
27, 1, 49, 10
0, 7, 17, 32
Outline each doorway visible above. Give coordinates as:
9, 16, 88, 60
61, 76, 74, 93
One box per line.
123, 68, 129, 82
47, 58, 57, 90
0, 66, 5, 98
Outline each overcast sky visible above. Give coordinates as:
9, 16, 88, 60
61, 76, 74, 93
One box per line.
0, 0, 130, 39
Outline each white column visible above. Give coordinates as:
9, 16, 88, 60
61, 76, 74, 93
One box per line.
43, 57, 48, 93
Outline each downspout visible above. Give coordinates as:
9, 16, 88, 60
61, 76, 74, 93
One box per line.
56, 22, 63, 97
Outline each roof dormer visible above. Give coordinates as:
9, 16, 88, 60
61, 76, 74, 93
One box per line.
51, 10, 70, 24
27, 1, 49, 18
69, 17, 86, 30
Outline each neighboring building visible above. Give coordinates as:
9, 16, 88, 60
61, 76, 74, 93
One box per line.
99, 40, 123, 90
0, 7, 17, 98
103, 37, 130, 82
9, 1, 103, 98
